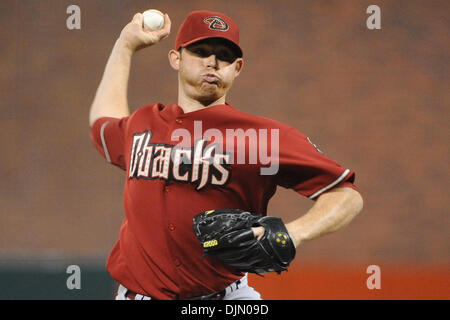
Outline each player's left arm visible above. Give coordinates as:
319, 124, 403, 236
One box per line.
253, 187, 363, 248
287, 187, 363, 247
252, 127, 364, 247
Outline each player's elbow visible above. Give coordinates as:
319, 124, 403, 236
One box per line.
336, 188, 363, 232
349, 189, 364, 217
335, 187, 364, 220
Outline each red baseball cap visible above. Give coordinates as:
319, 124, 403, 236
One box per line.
175, 10, 243, 57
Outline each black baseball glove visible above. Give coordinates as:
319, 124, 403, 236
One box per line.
192, 209, 296, 274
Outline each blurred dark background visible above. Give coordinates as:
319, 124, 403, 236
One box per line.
0, 0, 448, 299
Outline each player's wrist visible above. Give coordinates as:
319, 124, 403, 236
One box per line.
115, 37, 137, 55
285, 222, 305, 248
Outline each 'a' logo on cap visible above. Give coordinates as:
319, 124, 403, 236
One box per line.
203, 16, 229, 31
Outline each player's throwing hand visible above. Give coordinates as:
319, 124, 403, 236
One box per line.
119, 12, 171, 53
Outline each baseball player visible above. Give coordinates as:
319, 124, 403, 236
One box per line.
89, 10, 363, 300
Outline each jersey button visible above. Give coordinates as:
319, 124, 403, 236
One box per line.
168, 224, 176, 231
164, 186, 170, 192
175, 119, 183, 124
174, 258, 181, 267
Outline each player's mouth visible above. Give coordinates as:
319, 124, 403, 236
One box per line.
202, 74, 220, 84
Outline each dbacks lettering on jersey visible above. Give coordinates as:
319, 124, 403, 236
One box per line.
129, 130, 231, 191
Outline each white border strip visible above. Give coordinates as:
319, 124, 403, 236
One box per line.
309, 169, 351, 199
100, 121, 112, 163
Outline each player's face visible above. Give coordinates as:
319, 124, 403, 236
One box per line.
169, 38, 243, 105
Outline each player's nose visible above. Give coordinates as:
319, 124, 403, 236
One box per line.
204, 54, 218, 68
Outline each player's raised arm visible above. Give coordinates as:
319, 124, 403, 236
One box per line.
89, 12, 171, 126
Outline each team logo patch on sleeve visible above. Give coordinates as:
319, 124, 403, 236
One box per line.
203, 16, 229, 31
307, 137, 325, 155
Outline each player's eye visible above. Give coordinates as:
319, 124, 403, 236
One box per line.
216, 50, 235, 63
192, 48, 210, 57
189, 46, 236, 63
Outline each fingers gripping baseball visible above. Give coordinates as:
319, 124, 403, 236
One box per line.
119, 12, 171, 52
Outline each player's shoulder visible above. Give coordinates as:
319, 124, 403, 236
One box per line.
130, 103, 165, 118
228, 105, 300, 133
127, 102, 175, 125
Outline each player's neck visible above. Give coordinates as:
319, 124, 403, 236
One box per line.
178, 91, 227, 114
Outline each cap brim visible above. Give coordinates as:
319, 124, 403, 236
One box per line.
178, 36, 243, 58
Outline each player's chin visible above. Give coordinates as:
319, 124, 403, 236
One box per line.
196, 92, 224, 106
201, 79, 221, 88
199, 83, 225, 98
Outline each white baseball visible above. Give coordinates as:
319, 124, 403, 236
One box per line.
142, 9, 165, 31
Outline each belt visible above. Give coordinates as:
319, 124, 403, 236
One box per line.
185, 289, 227, 300
124, 279, 241, 300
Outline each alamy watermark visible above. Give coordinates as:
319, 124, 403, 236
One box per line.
366, 5, 381, 30
66, 5, 81, 30
170, 121, 280, 176
66, 265, 81, 290
366, 265, 381, 290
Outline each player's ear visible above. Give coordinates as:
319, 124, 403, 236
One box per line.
168, 49, 181, 71
233, 58, 244, 77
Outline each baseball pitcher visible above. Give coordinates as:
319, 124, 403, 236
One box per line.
89, 10, 363, 300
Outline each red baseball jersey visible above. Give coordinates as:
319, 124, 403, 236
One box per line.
90, 103, 356, 299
